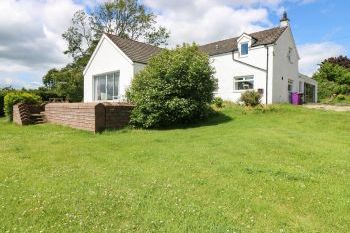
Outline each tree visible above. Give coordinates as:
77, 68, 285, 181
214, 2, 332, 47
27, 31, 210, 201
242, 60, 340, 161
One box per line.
313, 61, 350, 99
62, 10, 94, 60
323, 55, 350, 69
42, 55, 88, 102
127, 44, 216, 128
43, 0, 170, 102
63, 0, 170, 60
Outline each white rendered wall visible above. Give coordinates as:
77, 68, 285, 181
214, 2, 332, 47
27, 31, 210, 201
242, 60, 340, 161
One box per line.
272, 28, 300, 103
211, 49, 271, 104
84, 37, 134, 102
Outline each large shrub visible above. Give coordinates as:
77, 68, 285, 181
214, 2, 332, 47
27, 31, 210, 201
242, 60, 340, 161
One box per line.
4, 92, 42, 121
240, 90, 262, 107
127, 44, 216, 128
313, 62, 350, 99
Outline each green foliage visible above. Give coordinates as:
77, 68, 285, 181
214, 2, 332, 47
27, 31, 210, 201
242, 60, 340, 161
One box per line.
212, 97, 224, 108
127, 44, 216, 128
0, 87, 15, 116
42, 55, 89, 102
240, 90, 262, 107
4, 92, 42, 122
313, 62, 350, 99
63, 0, 169, 60
321, 94, 350, 105
323, 55, 350, 69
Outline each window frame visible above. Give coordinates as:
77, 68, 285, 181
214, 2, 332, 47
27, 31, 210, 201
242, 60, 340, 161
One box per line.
233, 75, 254, 92
288, 79, 294, 93
240, 42, 249, 56
93, 71, 120, 101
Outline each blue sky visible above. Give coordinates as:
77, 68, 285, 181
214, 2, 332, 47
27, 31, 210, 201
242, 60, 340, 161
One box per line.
279, 0, 349, 47
0, 0, 348, 89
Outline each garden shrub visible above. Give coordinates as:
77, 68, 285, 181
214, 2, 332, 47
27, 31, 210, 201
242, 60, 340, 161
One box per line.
127, 44, 216, 128
335, 94, 346, 101
4, 92, 42, 121
212, 97, 224, 108
0, 90, 6, 117
240, 90, 262, 107
313, 62, 350, 99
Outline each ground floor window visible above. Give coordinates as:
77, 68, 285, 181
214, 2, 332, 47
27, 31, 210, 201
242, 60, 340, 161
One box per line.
234, 76, 254, 91
304, 83, 316, 103
288, 79, 294, 92
94, 71, 119, 101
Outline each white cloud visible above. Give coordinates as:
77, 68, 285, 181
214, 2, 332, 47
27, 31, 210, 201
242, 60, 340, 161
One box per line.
143, 0, 277, 46
0, 0, 84, 88
298, 42, 346, 76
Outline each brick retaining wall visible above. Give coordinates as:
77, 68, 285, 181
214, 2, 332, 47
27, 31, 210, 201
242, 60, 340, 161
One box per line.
44, 103, 134, 132
13, 104, 44, 125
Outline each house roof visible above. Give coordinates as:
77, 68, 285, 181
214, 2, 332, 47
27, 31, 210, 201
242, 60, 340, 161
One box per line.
199, 27, 288, 56
105, 33, 163, 64
105, 26, 287, 63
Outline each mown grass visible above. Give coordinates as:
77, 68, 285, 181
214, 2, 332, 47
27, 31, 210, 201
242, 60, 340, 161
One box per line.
0, 104, 349, 232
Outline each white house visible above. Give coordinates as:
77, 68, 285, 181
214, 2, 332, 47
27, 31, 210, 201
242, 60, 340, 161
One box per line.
83, 12, 317, 104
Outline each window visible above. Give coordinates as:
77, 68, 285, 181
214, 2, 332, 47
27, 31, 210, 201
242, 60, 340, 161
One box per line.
234, 76, 254, 91
299, 81, 303, 93
288, 79, 293, 92
241, 43, 249, 56
94, 71, 119, 101
287, 47, 293, 63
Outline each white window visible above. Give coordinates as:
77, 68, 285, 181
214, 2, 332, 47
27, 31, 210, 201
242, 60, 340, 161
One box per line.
94, 71, 119, 101
288, 79, 294, 92
234, 76, 254, 91
241, 43, 249, 56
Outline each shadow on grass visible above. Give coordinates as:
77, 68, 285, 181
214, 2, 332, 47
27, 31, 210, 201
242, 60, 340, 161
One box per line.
103, 111, 234, 133
157, 111, 234, 131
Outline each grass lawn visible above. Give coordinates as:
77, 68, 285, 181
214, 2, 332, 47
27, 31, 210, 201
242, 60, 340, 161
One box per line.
0, 105, 349, 232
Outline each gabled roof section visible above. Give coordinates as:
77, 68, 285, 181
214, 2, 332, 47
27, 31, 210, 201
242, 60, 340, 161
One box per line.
105, 33, 163, 64
199, 26, 288, 56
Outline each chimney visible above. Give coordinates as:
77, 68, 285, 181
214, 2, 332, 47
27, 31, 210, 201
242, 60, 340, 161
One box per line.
280, 11, 290, 27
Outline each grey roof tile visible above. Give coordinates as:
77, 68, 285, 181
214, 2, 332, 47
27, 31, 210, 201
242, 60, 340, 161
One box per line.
105, 27, 287, 63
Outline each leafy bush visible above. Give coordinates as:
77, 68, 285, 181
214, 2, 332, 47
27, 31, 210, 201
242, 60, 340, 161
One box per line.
30, 88, 63, 102
335, 94, 346, 101
0, 90, 6, 117
4, 92, 42, 121
240, 90, 262, 107
212, 97, 224, 108
127, 44, 216, 128
313, 62, 350, 99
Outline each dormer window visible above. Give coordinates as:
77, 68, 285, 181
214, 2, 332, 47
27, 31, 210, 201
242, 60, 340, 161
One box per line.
241, 43, 249, 56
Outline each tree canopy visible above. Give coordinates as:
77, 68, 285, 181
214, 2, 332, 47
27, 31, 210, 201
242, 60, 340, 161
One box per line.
62, 0, 169, 61
313, 56, 350, 100
43, 0, 170, 102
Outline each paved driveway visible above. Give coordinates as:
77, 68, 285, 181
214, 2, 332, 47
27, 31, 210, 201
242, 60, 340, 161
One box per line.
304, 104, 350, 112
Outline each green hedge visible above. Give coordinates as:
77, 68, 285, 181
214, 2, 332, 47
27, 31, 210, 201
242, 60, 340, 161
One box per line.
0, 90, 6, 117
4, 92, 42, 121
